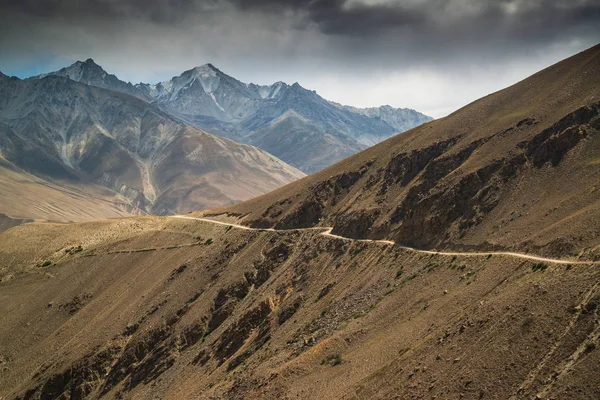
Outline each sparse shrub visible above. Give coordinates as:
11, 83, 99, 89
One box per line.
225, 226, 232, 233
350, 244, 365, 257
531, 262, 548, 272
317, 283, 335, 300
205, 238, 213, 245
395, 268, 404, 279
565, 264, 573, 270
406, 273, 418, 281
68, 245, 83, 255
487, 254, 493, 259
585, 342, 596, 353
522, 316, 534, 329
321, 354, 343, 366
278, 299, 302, 325
424, 262, 439, 272
41, 260, 52, 267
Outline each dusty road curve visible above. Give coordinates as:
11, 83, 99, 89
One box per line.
171, 215, 599, 265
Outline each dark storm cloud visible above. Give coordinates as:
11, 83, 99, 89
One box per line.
227, 0, 600, 37
0, 0, 599, 117
230, 0, 425, 35
0, 0, 215, 24
2, 0, 599, 44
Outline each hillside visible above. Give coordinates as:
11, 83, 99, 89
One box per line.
0, 216, 598, 399
0, 45, 599, 400
0, 157, 137, 222
0, 74, 304, 219
217, 44, 600, 260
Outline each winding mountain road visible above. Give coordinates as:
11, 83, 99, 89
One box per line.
171, 215, 599, 265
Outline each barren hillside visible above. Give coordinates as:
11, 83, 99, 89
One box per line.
217, 44, 600, 260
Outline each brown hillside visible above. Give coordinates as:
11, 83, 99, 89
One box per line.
0, 216, 598, 399
216, 44, 600, 259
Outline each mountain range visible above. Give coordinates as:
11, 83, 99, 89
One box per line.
34, 59, 432, 173
1, 44, 599, 400
0, 73, 304, 218
0, 58, 431, 221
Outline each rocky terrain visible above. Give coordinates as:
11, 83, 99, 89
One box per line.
39, 60, 432, 173
0, 215, 598, 399
220, 44, 600, 260
0, 73, 304, 219
0, 45, 599, 400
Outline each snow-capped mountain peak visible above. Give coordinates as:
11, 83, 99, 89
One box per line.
32, 59, 150, 101
249, 81, 290, 100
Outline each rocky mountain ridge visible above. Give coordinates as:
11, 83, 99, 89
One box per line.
0, 74, 304, 218
36, 59, 433, 173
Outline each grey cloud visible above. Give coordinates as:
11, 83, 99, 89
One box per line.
0, 0, 598, 117
226, 0, 600, 40
0, 0, 217, 24
2, 0, 599, 43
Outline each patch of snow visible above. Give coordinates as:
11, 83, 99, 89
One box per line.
208, 91, 225, 113
60, 141, 74, 169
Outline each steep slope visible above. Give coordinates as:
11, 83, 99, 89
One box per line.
214, 44, 600, 259
33, 59, 151, 101
0, 75, 304, 219
134, 65, 432, 173
1, 216, 598, 400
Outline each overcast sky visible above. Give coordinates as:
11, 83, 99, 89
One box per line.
1, 0, 599, 117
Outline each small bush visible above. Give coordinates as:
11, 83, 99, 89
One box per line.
225, 226, 232, 233
531, 262, 548, 272
395, 268, 404, 279
321, 354, 343, 366
205, 238, 213, 245
522, 316, 534, 329
317, 283, 335, 300
41, 260, 52, 267
68, 245, 83, 255
487, 254, 493, 259
585, 342, 596, 353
